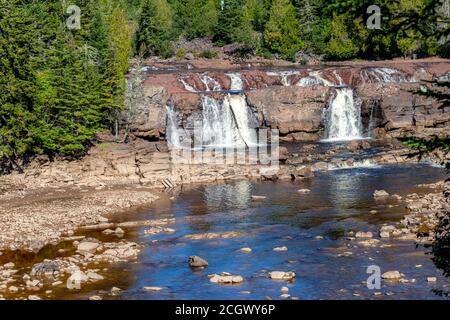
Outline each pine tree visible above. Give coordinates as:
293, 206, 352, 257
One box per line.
264, 0, 303, 58
214, 0, 243, 46
136, 0, 174, 57
173, 0, 217, 40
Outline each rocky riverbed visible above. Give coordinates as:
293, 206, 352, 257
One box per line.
1, 161, 448, 300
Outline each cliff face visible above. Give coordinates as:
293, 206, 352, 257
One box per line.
130, 59, 450, 142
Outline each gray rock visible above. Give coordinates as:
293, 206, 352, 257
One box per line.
188, 256, 208, 268
31, 261, 60, 277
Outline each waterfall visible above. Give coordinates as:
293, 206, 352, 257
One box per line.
180, 78, 197, 92
297, 71, 334, 86
201, 94, 257, 148
166, 105, 183, 148
266, 71, 299, 86
200, 73, 221, 91
227, 73, 244, 91
225, 94, 257, 147
323, 88, 363, 141
169, 73, 257, 149
201, 95, 241, 147
360, 67, 416, 83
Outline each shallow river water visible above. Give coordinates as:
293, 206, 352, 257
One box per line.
73, 163, 450, 300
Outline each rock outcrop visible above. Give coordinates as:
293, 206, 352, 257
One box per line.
127, 59, 450, 142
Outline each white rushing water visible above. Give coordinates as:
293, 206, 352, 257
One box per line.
169, 73, 257, 149
323, 88, 363, 141
266, 71, 300, 86
327, 158, 380, 170
200, 73, 221, 91
166, 105, 183, 148
227, 73, 244, 91
297, 71, 334, 87
360, 67, 416, 83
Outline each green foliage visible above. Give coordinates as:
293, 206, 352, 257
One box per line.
214, 0, 244, 46
0, 0, 135, 168
264, 0, 304, 56
173, 0, 217, 40
325, 14, 359, 60
136, 0, 174, 57
199, 50, 218, 59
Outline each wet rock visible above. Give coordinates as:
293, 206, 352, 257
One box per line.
355, 231, 373, 238
3, 262, 14, 269
26, 279, 41, 290
28, 295, 41, 300
67, 270, 89, 288
281, 286, 289, 293
8, 286, 18, 293
98, 216, 109, 223
89, 295, 103, 300
297, 189, 311, 194
209, 273, 244, 284
273, 246, 288, 251
269, 271, 296, 281
374, 190, 390, 198
102, 229, 115, 235
427, 277, 437, 282
251, 195, 266, 200
382, 271, 402, 280
31, 261, 60, 277
239, 247, 252, 253
184, 231, 241, 240
143, 286, 163, 292
188, 256, 208, 268
144, 227, 175, 235
357, 239, 380, 247
86, 271, 104, 281
114, 228, 125, 236
77, 240, 101, 253
337, 251, 353, 257
379, 225, 396, 238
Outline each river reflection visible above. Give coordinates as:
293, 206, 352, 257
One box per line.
104, 164, 450, 300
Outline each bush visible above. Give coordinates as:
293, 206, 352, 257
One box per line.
199, 50, 217, 59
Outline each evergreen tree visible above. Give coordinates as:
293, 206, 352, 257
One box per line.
214, 0, 243, 46
173, 0, 217, 40
264, 0, 303, 58
325, 13, 359, 60
136, 0, 174, 57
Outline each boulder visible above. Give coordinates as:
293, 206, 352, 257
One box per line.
209, 274, 244, 284
77, 241, 100, 253
269, 271, 296, 281
382, 271, 402, 280
188, 256, 209, 268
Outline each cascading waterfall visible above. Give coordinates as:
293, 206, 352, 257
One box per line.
200, 73, 221, 91
201, 95, 243, 147
166, 105, 183, 148
360, 67, 416, 83
323, 88, 363, 141
227, 73, 244, 91
297, 71, 334, 87
169, 73, 257, 149
266, 71, 300, 86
